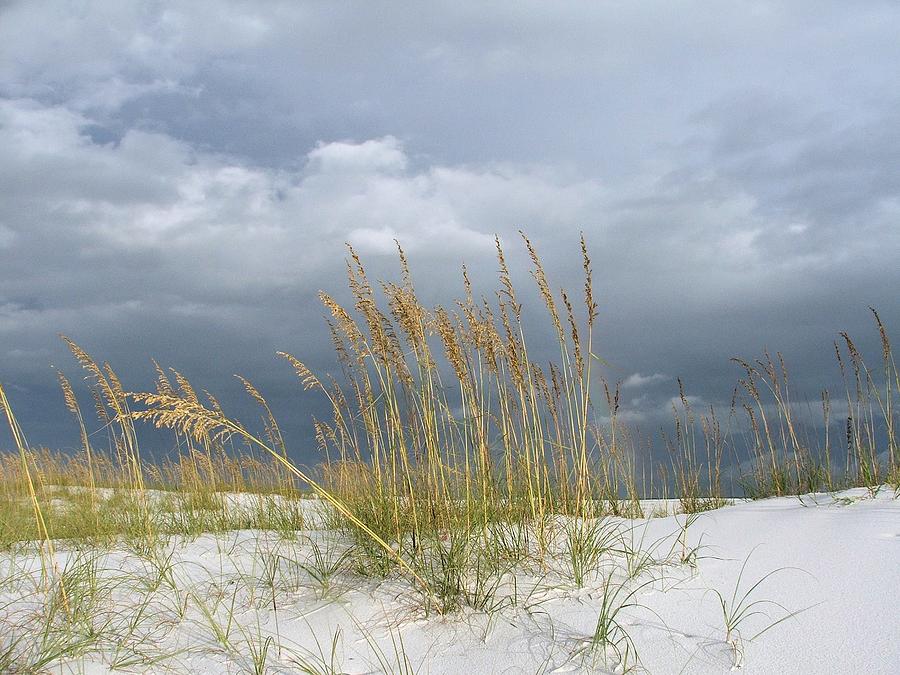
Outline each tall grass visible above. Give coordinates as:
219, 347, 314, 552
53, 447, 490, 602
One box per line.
1, 234, 896, 672
119, 234, 630, 606
733, 308, 899, 497
131, 236, 895, 606
2, 236, 896, 574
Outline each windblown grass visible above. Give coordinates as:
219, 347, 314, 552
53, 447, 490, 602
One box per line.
0, 234, 897, 672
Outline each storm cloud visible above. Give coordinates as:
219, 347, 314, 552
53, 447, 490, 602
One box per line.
1, 1, 898, 460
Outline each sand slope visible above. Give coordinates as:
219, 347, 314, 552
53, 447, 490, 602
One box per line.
2, 488, 897, 674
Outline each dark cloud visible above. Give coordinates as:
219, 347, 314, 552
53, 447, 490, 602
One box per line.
0, 1, 898, 464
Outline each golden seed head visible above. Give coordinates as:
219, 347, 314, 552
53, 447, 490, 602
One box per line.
869, 306, 891, 361
56, 370, 80, 416
435, 306, 467, 381
520, 230, 563, 337
495, 235, 521, 316
277, 351, 322, 391
152, 359, 174, 397
561, 289, 583, 379
172, 370, 199, 404
581, 234, 598, 327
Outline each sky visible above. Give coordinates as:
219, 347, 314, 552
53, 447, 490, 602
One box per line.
1, 1, 898, 463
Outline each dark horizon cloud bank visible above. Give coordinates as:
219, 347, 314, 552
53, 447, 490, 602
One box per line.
1, 1, 898, 465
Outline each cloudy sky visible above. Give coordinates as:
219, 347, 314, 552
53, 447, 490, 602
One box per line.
1, 1, 898, 460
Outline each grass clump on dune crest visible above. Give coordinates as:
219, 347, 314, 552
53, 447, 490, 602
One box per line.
0, 234, 897, 672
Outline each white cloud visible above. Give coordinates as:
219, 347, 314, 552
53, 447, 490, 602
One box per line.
621, 372, 668, 389
0, 224, 14, 249
307, 137, 408, 174
0, 97, 609, 322
2, 1, 899, 455
3, 92, 896, 343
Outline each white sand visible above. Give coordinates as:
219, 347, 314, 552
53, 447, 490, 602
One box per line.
2, 487, 897, 674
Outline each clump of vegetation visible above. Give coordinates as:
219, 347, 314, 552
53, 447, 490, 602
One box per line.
711, 550, 815, 669
0, 233, 895, 672
732, 308, 898, 499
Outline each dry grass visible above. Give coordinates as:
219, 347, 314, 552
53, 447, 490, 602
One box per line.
1, 236, 896, 550
0, 235, 897, 672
